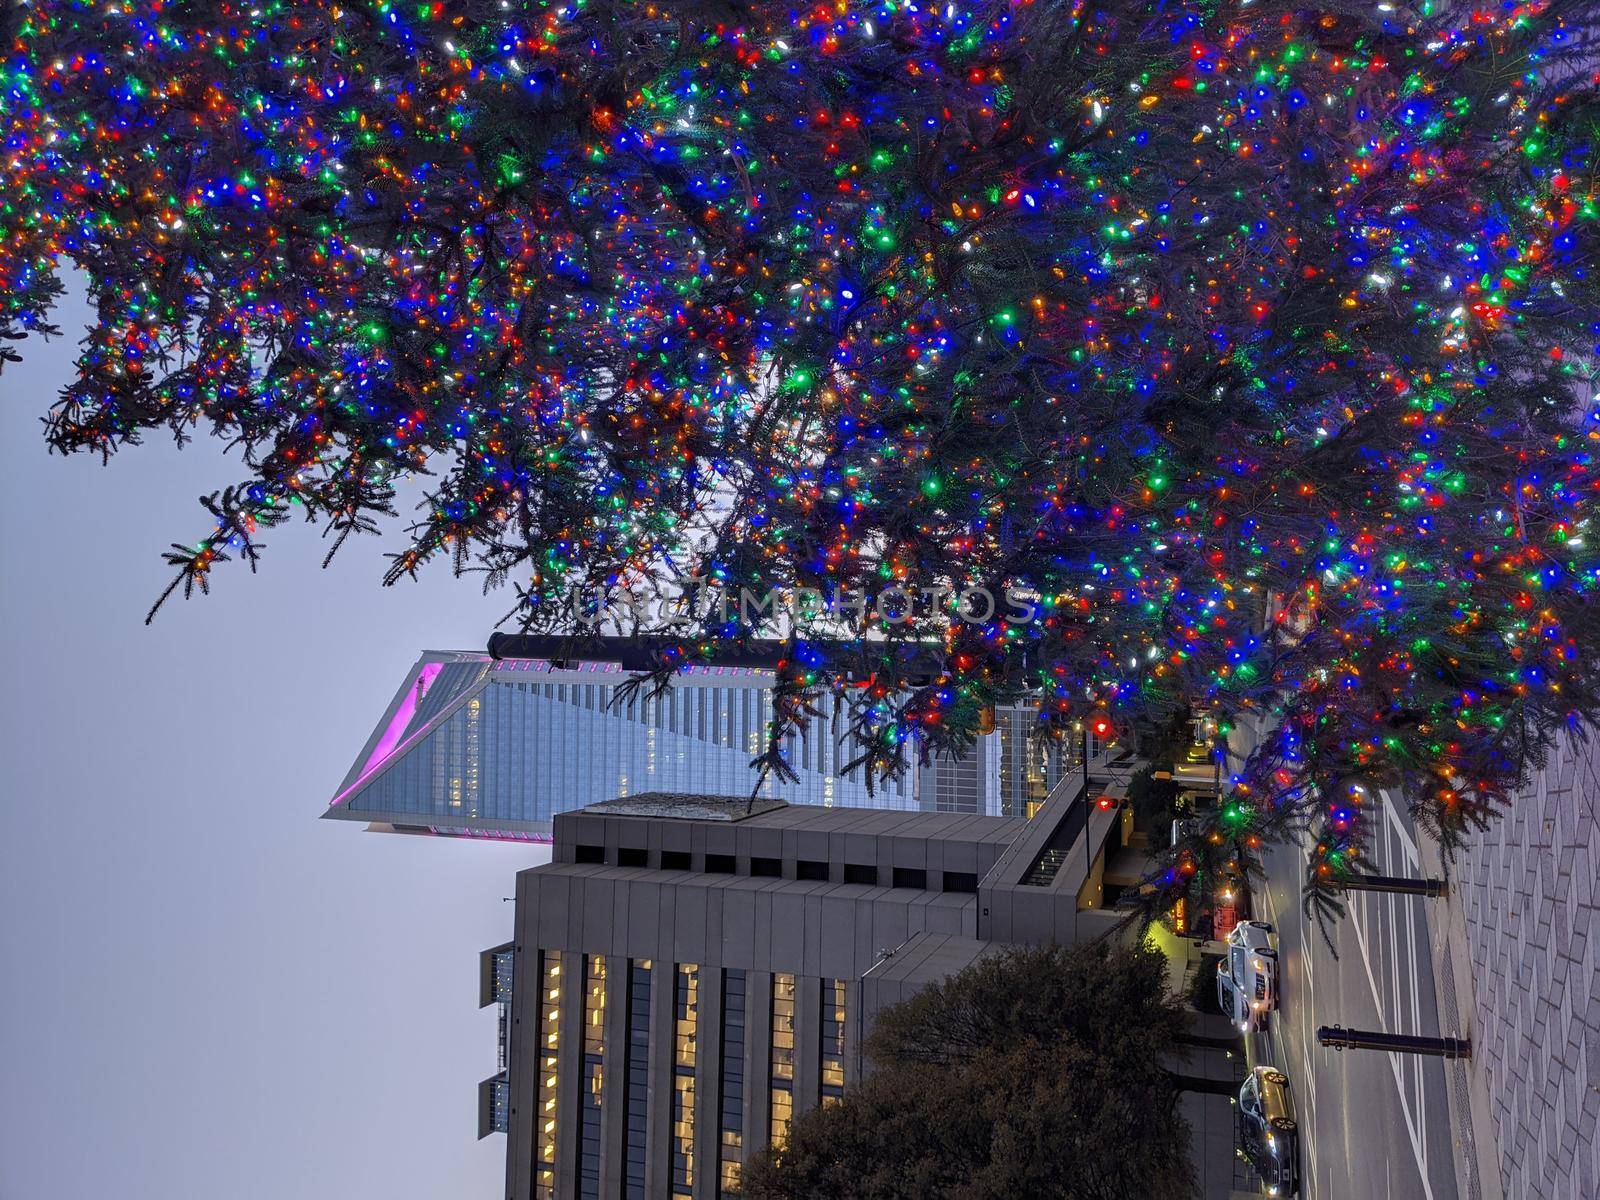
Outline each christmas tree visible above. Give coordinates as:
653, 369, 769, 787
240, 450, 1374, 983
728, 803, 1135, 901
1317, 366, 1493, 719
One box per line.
3, 0, 1598, 918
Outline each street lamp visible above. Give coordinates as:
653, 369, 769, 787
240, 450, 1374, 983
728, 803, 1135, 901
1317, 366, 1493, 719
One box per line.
1082, 711, 1113, 787
1317, 1025, 1471, 1059
1341, 874, 1449, 898
1088, 712, 1114, 748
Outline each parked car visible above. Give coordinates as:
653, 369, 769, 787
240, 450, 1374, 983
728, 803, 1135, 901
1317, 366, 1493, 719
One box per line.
1238, 1066, 1300, 1195
1217, 920, 1278, 1032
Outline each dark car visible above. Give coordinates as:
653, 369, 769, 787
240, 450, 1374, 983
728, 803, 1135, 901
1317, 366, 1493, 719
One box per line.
1238, 1066, 1300, 1196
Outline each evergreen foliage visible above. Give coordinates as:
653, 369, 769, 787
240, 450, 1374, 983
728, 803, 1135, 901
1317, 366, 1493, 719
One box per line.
4, 0, 1599, 916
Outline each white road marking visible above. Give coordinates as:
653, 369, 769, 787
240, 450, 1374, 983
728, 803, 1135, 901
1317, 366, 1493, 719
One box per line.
1376, 789, 1434, 1169
1266, 814, 1448, 1200
1350, 886, 1435, 1200
1377, 792, 1421, 865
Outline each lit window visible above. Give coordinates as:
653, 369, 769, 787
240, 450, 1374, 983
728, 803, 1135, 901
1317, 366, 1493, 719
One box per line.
624, 960, 651, 1200
769, 1086, 792, 1148
579, 955, 606, 1199
769, 972, 795, 1147
671, 964, 698, 1196
534, 953, 562, 1199
821, 979, 845, 1101
719, 971, 746, 1197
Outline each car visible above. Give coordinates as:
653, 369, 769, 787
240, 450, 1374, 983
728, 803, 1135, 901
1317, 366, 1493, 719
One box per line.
1217, 920, 1279, 1032
1238, 1066, 1300, 1195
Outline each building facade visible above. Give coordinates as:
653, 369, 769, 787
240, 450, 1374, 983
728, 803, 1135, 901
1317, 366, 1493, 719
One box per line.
325, 652, 1074, 840
480, 786, 1130, 1198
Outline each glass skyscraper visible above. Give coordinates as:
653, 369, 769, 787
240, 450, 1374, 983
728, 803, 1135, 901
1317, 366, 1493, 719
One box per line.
325, 652, 1073, 840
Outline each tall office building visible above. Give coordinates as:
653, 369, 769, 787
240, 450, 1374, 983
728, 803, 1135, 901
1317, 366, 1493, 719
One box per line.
478, 783, 1129, 1198
324, 652, 1074, 840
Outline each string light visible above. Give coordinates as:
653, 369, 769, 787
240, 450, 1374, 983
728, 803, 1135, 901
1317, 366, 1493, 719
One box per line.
1, 0, 1596, 918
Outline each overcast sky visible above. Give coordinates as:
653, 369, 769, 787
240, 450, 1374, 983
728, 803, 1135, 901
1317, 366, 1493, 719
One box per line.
0, 286, 546, 1200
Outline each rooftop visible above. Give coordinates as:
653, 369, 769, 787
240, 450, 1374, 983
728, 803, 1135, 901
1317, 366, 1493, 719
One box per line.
564, 793, 1025, 844
581, 793, 788, 821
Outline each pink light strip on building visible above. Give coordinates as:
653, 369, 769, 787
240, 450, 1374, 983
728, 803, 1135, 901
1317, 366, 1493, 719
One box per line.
328, 660, 444, 807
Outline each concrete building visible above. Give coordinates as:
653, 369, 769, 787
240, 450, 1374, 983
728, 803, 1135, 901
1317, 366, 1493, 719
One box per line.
324, 651, 1074, 841
478, 771, 1134, 1199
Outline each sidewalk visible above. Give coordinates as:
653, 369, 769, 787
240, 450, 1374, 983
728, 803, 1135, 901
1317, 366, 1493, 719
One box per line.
1419, 825, 1503, 1200
1424, 728, 1600, 1200
1169, 949, 1255, 1200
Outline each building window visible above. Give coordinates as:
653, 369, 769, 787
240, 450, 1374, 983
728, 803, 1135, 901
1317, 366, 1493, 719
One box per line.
705, 853, 736, 874
578, 955, 606, 1199
770, 1086, 792, 1148
575, 843, 605, 864
821, 979, 845, 1103
617, 845, 648, 868
719, 970, 746, 1196
661, 849, 692, 870
843, 863, 876, 885
491, 948, 515, 1003
534, 953, 562, 1199
624, 960, 652, 1200
489, 1076, 511, 1134
671, 964, 699, 1196
942, 871, 978, 893
891, 867, 927, 889
770, 972, 795, 1147
749, 856, 782, 878
795, 859, 829, 881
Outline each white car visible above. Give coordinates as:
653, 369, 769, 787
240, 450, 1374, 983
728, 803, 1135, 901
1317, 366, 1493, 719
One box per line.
1217, 920, 1279, 1032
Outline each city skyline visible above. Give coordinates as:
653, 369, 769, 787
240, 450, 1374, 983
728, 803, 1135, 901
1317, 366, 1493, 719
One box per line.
4, 1, 1598, 1196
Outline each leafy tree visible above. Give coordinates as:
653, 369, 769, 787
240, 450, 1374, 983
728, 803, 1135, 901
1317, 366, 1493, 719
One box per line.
1187, 954, 1224, 1017
1122, 764, 1178, 850
739, 942, 1194, 1200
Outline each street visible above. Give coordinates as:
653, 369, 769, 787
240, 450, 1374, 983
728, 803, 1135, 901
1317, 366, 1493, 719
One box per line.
1244, 792, 1461, 1199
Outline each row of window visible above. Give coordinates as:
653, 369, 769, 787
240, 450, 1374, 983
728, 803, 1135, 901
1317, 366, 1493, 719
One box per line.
573, 843, 979, 892
532, 956, 844, 1197
671, 965, 697, 1196
504, 679, 921, 796
771, 972, 795, 1150
491, 948, 515, 1003
578, 957, 606, 1199
358, 676, 916, 823
821, 979, 845, 1101
624, 962, 652, 1199
534, 954, 562, 1199
719, 971, 746, 1196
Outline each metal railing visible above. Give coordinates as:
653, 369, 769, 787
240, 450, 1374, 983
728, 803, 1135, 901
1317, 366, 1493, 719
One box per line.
492, 948, 515, 1003
497, 1003, 511, 1073
489, 1076, 511, 1134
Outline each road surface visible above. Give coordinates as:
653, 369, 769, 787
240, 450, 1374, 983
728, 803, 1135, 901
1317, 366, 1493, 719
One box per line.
1243, 792, 1461, 1199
